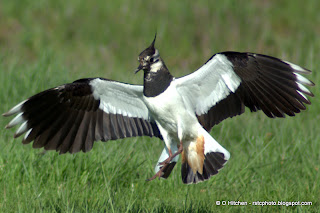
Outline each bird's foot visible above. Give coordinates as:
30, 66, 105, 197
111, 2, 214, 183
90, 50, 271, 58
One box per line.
146, 141, 183, 182
146, 163, 169, 181
159, 140, 183, 166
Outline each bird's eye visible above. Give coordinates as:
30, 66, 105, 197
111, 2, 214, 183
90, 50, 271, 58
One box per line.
150, 58, 154, 63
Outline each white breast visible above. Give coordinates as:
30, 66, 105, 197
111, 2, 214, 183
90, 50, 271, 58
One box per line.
143, 80, 199, 141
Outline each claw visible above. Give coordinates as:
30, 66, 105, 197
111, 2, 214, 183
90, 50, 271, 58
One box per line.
146, 164, 168, 181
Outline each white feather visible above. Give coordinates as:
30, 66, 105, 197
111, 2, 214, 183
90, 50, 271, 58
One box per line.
297, 82, 312, 96
24, 128, 33, 140
3, 100, 26, 117
284, 61, 309, 73
200, 128, 230, 161
90, 78, 150, 120
14, 121, 28, 138
150, 60, 163, 73
6, 112, 25, 129
175, 54, 241, 115
294, 73, 314, 86
296, 90, 309, 102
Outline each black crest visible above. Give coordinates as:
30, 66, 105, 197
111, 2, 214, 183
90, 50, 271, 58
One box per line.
139, 34, 157, 58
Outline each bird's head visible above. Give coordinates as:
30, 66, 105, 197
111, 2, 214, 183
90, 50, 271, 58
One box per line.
135, 34, 162, 74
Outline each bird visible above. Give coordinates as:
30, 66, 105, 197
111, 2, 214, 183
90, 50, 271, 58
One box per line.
3, 35, 314, 184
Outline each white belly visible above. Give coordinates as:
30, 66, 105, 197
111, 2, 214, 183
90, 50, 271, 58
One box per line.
143, 80, 199, 143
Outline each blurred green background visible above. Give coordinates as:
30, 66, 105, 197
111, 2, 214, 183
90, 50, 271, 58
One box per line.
0, 0, 319, 212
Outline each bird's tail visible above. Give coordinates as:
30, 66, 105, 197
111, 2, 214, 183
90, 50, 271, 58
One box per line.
181, 128, 230, 184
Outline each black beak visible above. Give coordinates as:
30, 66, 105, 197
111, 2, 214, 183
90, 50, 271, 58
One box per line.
135, 64, 143, 74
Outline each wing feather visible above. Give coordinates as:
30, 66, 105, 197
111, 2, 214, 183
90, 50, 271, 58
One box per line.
4, 78, 161, 154
176, 52, 314, 131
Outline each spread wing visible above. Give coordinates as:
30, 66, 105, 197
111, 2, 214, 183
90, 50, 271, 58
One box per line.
175, 52, 314, 131
3, 78, 161, 154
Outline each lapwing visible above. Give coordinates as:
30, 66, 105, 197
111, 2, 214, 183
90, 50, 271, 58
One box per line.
3, 36, 314, 184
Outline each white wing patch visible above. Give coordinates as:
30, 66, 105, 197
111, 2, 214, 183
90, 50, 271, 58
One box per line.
175, 54, 241, 115
90, 78, 150, 120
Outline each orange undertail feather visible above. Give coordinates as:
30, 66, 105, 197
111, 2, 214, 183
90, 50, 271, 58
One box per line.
181, 135, 228, 184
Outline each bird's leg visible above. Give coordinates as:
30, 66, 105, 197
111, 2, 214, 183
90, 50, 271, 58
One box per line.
158, 149, 173, 166
159, 140, 183, 166
146, 141, 183, 182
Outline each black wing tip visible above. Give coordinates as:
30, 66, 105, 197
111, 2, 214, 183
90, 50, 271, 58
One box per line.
221, 51, 313, 73
225, 52, 314, 116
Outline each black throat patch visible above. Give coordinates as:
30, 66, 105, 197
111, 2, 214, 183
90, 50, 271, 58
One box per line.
143, 64, 173, 97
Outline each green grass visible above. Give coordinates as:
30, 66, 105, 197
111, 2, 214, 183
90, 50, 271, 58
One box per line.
1, 0, 319, 212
